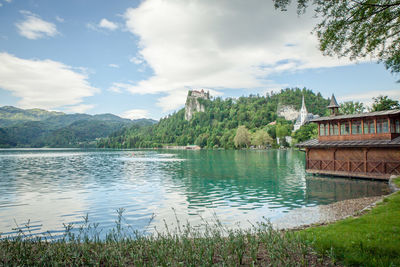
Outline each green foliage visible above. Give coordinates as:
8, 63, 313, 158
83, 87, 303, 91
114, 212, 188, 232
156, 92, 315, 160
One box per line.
371, 95, 400, 111
0, 128, 15, 148
99, 88, 329, 149
300, 185, 400, 266
0, 214, 329, 266
0, 106, 64, 127
0, 106, 156, 148
339, 101, 365, 114
276, 123, 291, 138
274, 0, 400, 74
251, 129, 273, 148
292, 123, 318, 143
234, 125, 251, 148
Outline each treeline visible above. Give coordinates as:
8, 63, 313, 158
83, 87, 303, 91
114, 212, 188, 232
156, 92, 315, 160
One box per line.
98, 88, 330, 149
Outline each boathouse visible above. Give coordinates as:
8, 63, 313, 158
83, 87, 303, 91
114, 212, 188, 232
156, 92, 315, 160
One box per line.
297, 95, 400, 180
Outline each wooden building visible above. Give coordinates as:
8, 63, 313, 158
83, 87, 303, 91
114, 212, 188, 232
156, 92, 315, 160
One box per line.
297, 95, 400, 180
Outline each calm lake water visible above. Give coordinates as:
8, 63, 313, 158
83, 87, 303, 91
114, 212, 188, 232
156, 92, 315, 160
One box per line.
0, 149, 390, 238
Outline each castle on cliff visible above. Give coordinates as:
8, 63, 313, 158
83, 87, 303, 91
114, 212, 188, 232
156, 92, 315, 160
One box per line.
185, 89, 210, 120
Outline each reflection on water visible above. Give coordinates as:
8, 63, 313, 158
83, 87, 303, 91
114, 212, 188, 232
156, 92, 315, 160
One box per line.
306, 176, 390, 204
0, 149, 390, 238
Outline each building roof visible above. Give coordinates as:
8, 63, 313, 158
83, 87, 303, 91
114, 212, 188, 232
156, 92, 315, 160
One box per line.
327, 94, 339, 108
311, 109, 400, 122
296, 136, 400, 148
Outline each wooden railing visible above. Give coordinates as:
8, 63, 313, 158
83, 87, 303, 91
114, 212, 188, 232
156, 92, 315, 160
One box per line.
307, 159, 400, 175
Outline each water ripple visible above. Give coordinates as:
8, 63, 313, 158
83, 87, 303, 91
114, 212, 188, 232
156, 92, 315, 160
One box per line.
0, 149, 390, 238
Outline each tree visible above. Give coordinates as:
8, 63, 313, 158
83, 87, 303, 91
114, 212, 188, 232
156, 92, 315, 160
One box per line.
274, 1, 400, 73
251, 129, 273, 148
275, 124, 291, 139
194, 133, 209, 148
234, 126, 251, 148
339, 101, 365, 115
370, 95, 400, 111
292, 123, 318, 143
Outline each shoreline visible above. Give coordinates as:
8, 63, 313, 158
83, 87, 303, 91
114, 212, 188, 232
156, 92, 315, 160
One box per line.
276, 195, 383, 230
278, 176, 399, 231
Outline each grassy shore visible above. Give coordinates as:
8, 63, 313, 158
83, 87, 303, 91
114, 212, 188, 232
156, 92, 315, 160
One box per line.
300, 177, 400, 266
1, 178, 399, 266
0, 218, 330, 266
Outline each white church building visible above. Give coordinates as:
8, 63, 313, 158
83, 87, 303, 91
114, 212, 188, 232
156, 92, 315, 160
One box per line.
293, 96, 319, 131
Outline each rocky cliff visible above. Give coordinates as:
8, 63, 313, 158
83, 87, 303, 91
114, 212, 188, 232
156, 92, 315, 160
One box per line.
184, 90, 209, 120
277, 104, 299, 121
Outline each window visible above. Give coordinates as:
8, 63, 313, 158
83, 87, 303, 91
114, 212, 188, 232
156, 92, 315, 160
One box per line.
377, 119, 389, 133
320, 124, 325, 136
340, 121, 350, 135
364, 120, 375, 134
396, 119, 400, 133
352, 120, 362, 134
330, 122, 339, 135
391, 119, 400, 133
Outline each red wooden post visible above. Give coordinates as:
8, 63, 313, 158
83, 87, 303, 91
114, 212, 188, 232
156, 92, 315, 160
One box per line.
305, 148, 309, 169
350, 120, 352, 135
333, 149, 337, 171
361, 120, 364, 134
364, 149, 368, 173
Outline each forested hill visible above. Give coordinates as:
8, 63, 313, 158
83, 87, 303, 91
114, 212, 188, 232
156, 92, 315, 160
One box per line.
98, 88, 329, 149
0, 106, 64, 127
0, 106, 157, 148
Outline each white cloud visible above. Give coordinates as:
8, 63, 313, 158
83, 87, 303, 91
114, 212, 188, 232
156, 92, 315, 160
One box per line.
16, 11, 58, 40
87, 18, 119, 32
123, 0, 354, 112
55, 16, 64, 23
0, 52, 99, 110
108, 63, 119, 68
99, 18, 118, 31
129, 56, 144, 65
0, 3, 3, 7
64, 104, 95, 113
120, 109, 150, 120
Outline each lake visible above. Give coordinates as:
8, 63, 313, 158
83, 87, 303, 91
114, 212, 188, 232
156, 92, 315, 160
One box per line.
0, 149, 390, 238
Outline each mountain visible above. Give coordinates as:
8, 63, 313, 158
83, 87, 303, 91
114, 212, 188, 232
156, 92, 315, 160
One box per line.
0, 106, 64, 127
0, 106, 157, 148
98, 88, 329, 149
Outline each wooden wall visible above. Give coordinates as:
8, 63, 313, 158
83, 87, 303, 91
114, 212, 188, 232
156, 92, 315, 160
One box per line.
306, 147, 400, 179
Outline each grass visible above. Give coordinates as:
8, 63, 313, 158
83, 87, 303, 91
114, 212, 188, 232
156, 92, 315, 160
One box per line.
393, 176, 400, 188
0, 212, 331, 266
299, 177, 400, 266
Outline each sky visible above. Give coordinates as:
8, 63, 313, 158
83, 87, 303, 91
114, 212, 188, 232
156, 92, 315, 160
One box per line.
0, 0, 399, 120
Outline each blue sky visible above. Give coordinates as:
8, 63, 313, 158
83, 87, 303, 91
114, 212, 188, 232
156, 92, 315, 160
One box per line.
0, 0, 399, 120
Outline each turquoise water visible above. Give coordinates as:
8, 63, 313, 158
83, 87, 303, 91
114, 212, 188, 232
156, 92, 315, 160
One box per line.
0, 149, 389, 238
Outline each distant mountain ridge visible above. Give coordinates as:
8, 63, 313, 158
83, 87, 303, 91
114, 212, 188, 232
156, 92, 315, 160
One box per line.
0, 106, 157, 148
0, 106, 64, 127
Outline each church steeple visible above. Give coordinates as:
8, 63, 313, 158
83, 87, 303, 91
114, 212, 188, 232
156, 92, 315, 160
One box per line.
301, 95, 307, 112
327, 94, 339, 116
300, 95, 308, 124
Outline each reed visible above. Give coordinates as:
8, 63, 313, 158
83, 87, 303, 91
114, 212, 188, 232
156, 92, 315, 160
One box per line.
0, 212, 331, 266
